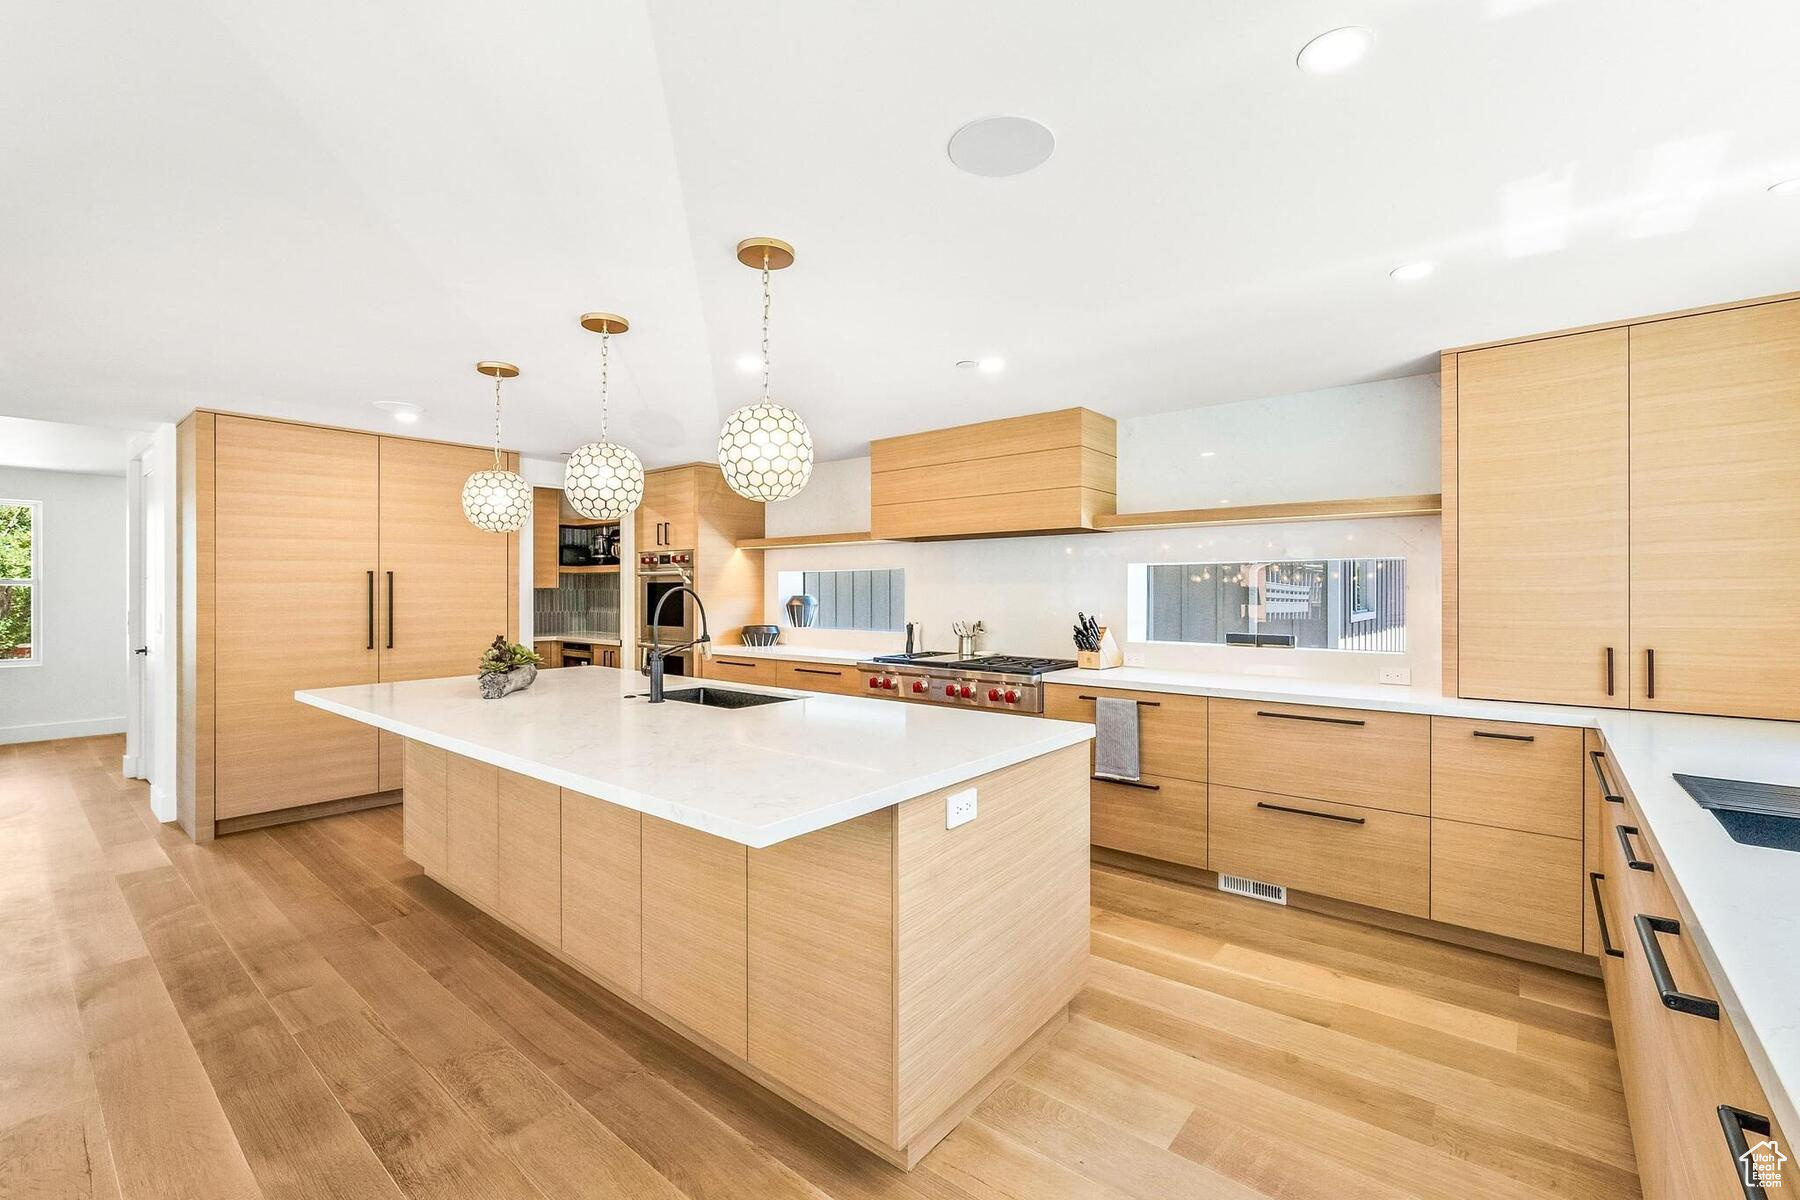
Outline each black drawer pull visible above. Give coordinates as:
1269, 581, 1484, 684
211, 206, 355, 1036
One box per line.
1718, 1104, 1775, 1199
1646, 648, 1656, 700
1472, 730, 1535, 743
716, 659, 755, 668
1605, 646, 1615, 697
1256, 801, 1365, 825
1589, 873, 1624, 958
1092, 775, 1161, 791
793, 667, 843, 676
1254, 710, 1365, 727
1589, 750, 1623, 804
1634, 914, 1720, 1020
366, 570, 376, 650
1076, 694, 1161, 707
386, 571, 395, 649
1616, 824, 1654, 872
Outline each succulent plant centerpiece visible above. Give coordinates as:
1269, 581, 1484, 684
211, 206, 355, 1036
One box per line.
477, 635, 543, 699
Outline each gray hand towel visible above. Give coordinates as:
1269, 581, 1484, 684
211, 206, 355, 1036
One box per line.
1092, 696, 1142, 783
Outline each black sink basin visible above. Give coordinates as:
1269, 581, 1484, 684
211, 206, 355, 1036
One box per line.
1676, 774, 1800, 852
635, 687, 797, 710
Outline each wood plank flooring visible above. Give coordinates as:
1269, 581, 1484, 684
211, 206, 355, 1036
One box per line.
0, 735, 1640, 1200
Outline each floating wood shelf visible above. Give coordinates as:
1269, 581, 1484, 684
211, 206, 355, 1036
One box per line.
1093, 493, 1442, 532
735, 530, 887, 550
558, 564, 621, 575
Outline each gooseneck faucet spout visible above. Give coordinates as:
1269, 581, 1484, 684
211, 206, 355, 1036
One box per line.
646, 585, 710, 703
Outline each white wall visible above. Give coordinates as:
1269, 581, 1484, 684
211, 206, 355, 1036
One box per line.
758, 374, 1443, 687
0, 466, 130, 743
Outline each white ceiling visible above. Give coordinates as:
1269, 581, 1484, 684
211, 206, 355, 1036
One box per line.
0, 417, 146, 475
4, 0, 1798, 467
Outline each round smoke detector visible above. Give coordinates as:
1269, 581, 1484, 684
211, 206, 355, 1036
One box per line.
947, 116, 1055, 178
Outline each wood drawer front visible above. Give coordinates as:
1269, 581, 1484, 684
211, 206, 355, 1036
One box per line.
642, 816, 750, 1058
561, 793, 642, 995
401, 740, 448, 877
706, 655, 779, 685
1090, 776, 1207, 869
1431, 717, 1582, 838
1209, 699, 1430, 815
1043, 684, 1207, 783
1430, 821, 1583, 951
1209, 785, 1429, 917
774, 660, 862, 696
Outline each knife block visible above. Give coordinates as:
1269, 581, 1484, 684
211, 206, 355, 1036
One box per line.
1077, 627, 1124, 670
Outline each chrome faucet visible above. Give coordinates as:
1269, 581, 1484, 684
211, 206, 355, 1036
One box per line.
645, 585, 710, 703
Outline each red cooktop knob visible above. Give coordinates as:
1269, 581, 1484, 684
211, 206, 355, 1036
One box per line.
944, 684, 957, 697
1005, 689, 1019, 703
959, 684, 974, 699
867, 677, 880, 689
988, 688, 1002, 701
911, 680, 925, 693
882, 677, 896, 689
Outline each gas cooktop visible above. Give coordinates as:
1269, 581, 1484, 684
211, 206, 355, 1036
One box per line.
937, 655, 1079, 675
854, 653, 1078, 713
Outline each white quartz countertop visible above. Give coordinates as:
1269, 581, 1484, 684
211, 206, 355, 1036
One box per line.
296, 667, 1092, 849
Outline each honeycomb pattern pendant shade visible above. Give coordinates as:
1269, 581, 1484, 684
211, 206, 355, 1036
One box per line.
719, 236, 812, 502
565, 313, 645, 519
463, 361, 531, 533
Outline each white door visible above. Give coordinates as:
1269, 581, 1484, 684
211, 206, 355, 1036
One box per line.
139, 457, 163, 787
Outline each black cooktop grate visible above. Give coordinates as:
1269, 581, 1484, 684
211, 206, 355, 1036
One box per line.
938, 655, 1078, 674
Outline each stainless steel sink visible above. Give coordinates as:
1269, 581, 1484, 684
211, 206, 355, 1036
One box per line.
633, 687, 797, 709
1676, 774, 1800, 852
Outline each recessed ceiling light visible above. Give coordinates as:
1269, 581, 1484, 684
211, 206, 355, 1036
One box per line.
735, 353, 761, 374
1769, 178, 1800, 197
1296, 26, 1374, 75
1200, 450, 1217, 458
373, 401, 423, 424
947, 117, 1055, 178
955, 359, 978, 369
1389, 261, 1436, 282
977, 357, 1006, 374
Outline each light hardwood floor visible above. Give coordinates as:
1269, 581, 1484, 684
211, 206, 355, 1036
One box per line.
1, 735, 1640, 1200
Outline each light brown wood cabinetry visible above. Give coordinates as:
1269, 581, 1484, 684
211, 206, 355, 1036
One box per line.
1430, 716, 1582, 838
704, 654, 779, 685
1044, 684, 1207, 782
1209, 784, 1430, 917
560, 793, 642, 993
1209, 698, 1430, 815
774, 659, 864, 695
637, 465, 700, 551
446, 753, 500, 909
1628, 299, 1800, 720
212, 416, 381, 818
177, 412, 517, 839
1444, 291, 1800, 720
1452, 330, 1630, 707
531, 487, 559, 588
496, 771, 561, 947
633, 464, 764, 646
1430, 821, 1583, 950
870, 408, 1116, 539
401, 740, 447, 877
642, 816, 750, 1058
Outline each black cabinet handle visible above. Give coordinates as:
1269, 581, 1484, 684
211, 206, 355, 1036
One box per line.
1590, 750, 1623, 804
1616, 824, 1654, 872
1256, 800, 1365, 825
1589, 873, 1624, 958
1472, 730, 1535, 743
1605, 646, 1615, 697
366, 571, 375, 650
1254, 709, 1365, 727
1634, 914, 1720, 1020
1076, 694, 1161, 707
385, 571, 395, 649
1646, 648, 1656, 700
1092, 775, 1161, 791
793, 667, 844, 677
1718, 1105, 1775, 1199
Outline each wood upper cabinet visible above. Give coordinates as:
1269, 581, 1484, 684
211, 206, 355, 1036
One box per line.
377, 437, 517, 789
870, 408, 1116, 539
532, 487, 560, 589
1628, 299, 1800, 720
637, 466, 699, 550
212, 417, 381, 818
1453, 329, 1630, 707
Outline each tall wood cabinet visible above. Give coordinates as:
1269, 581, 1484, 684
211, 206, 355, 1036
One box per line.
178, 412, 518, 840
632, 464, 764, 649
1445, 293, 1800, 720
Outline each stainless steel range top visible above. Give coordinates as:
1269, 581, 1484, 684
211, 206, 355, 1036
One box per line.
856, 653, 1077, 713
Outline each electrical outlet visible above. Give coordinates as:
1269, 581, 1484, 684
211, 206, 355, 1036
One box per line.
1379, 667, 1412, 686
946, 787, 978, 830
1124, 652, 1146, 667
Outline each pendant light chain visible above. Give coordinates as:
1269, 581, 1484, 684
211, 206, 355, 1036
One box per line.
599, 327, 611, 440
761, 251, 773, 403
491, 371, 504, 469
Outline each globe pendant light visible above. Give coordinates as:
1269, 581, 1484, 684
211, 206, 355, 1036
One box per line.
718, 236, 813, 501
564, 313, 645, 520
462, 361, 532, 533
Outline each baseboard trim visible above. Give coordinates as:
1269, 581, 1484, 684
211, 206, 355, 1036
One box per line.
0, 717, 128, 746
1091, 847, 1601, 978
215, 790, 401, 836
149, 782, 176, 824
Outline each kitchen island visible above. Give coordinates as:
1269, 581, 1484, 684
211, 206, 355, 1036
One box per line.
296, 666, 1094, 1168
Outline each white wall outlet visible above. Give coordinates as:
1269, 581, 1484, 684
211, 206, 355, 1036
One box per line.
1379, 667, 1412, 686
1124, 652, 1146, 667
946, 787, 978, 830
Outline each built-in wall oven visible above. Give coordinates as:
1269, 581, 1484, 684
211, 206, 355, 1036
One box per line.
638, 550, 696, 646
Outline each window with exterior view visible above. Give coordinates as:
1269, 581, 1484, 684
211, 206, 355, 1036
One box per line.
1, 500, 38, 665
1134, 558, 1406, 652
